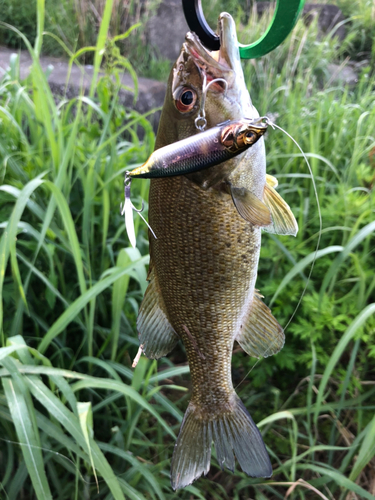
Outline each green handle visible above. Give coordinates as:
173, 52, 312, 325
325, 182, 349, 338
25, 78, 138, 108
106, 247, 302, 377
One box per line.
239, 0, 306, 59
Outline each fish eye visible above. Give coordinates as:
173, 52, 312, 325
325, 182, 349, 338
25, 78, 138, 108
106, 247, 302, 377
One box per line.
175, 87, 197, 113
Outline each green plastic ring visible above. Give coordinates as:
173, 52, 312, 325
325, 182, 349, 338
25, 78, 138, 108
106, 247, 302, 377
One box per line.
239, 0, 306, 59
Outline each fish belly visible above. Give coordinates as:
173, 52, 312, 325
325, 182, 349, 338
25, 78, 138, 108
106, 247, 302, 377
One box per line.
149, 174, 261, 410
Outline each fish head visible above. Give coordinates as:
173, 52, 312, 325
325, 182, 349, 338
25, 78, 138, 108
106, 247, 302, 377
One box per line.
156, 12, 258, 149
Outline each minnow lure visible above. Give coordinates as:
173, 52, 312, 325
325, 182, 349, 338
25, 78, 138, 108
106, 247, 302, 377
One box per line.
128, 118, 268, 179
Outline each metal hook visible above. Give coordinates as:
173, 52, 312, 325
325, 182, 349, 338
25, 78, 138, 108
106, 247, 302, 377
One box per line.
194, 74, 228, 131
182, 0, 306, 59
121, 172, 157, 248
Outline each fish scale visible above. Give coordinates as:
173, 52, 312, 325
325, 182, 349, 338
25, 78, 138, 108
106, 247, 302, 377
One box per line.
149, 175, 258, 408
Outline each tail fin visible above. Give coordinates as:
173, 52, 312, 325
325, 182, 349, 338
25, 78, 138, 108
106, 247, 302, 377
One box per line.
170, 395, 272, 490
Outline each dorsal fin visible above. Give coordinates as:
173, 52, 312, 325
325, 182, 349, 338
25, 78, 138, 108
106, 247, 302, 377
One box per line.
262, 183, 298, 236
266, 174, 278, 188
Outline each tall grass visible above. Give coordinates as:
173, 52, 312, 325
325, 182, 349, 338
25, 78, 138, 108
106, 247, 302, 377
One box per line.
0, 1, 374, 499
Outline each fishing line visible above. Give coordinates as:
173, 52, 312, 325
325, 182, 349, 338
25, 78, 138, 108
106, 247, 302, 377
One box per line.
235, 117, 322, 390
265, 117, 322, 331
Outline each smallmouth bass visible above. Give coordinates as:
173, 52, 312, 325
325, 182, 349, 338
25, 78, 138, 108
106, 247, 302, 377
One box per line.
135, 12, 298, 489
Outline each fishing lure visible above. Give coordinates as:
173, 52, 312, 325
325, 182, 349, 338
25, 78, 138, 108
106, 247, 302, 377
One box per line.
122, 116, 267, 247
128, 117, 268, 179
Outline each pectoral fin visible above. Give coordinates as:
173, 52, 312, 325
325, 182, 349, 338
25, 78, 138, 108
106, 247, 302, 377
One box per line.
230, 185, 272, 227
262, 183, 298, 236
137, 269, 179, 359
236, 292, 284, 358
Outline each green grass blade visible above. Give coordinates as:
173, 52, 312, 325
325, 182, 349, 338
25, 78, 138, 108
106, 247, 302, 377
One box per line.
296, 464, 375, 499
314, 303, 375, 424
349, 413, 375, 481
77, 402, 98, 491
25, 376, 126, 500
111, 249, 132, 360
319, 221, 375, 299
71, 377, 176, 439
269, 246, 343, 306
38, 257, 148, 353
44, 181, 87, 296
3, 376, 53, 499
34, 0, 45, 56
0, 177, 44, 337
100, 441, 165, 500
89, 0, 115, 98
0, 345, 27, 361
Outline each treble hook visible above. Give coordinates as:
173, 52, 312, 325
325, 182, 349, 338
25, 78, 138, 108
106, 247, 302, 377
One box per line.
195, 74, 228, 131
120, 172, 157, 248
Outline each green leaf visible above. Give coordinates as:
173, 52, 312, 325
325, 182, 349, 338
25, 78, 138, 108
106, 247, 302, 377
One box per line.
25, 376, 126, 500
315, 304, 375, 423
297, 464, 375, 499
77, 402, 98, 491
111, 249, 132, 360
3, 376, 53, 499
269, 246, 343, 306
349, 413, 375, 481
319, 221, 375, 298
0, 345, 27, 361
38, 257, 148, 353
0, 177, 44, 333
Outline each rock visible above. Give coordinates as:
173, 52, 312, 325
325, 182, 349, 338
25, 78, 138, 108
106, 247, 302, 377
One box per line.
0, 46, 167, 133
327, 63, 358, 87
147, 0, 189, 61
302, 4, 347, 41
255, 3, 347, 41
145, 1, 348, 62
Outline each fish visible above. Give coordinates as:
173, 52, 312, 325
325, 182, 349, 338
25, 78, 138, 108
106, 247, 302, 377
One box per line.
135, 12, 298, 490
128, 117, 268, 178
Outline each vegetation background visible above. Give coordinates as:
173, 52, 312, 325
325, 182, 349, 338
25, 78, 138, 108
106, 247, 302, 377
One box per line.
0, 0, 374, 498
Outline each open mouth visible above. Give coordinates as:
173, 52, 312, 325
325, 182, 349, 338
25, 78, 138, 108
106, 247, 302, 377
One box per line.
184, 13, 237, 85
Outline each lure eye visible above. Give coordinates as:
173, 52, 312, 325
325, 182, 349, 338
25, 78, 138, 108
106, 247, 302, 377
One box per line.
175, 88, 197, 113
245, 131, 257, 143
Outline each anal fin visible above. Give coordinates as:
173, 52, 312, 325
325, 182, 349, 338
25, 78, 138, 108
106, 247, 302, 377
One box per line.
236, 292, 284, 358
262, 183, 298, 236
137, 269, 178, 359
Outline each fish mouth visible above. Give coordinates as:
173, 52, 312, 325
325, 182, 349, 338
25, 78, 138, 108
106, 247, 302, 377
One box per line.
184, 12, 241, 85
